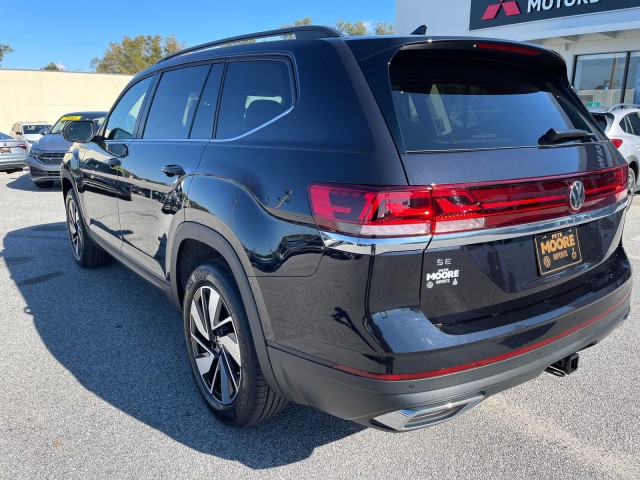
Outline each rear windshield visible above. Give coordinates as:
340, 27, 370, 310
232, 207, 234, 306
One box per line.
390, 53, 595, 152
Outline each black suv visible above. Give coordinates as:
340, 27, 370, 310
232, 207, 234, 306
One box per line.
61, 26, 632, 432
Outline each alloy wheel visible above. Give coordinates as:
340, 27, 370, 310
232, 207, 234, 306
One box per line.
66, 196, 84, 260
189, 285, 242, 405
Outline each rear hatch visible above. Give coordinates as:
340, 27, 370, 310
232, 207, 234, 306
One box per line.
349, 38, 629, 334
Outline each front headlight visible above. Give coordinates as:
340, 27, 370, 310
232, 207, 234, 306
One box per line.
30, 148, 43, 160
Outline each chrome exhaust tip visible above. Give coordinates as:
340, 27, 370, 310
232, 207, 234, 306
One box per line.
372, 394, 485, 431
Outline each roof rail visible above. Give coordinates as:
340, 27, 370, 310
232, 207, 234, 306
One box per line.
607, 103, 640, 112
158, 25, 342, 64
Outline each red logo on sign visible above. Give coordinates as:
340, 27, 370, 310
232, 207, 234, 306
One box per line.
482, 0, 521, 20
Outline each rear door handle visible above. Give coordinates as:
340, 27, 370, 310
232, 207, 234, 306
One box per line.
161, 164, 185, 177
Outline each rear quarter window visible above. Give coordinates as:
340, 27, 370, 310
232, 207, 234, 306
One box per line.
216, 60, 293, 139
627, 113, 640, 136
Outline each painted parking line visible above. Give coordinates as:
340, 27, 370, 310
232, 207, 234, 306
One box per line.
483, 396, 640, 480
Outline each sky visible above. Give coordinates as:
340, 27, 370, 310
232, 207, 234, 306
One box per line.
0, 0, 396, 72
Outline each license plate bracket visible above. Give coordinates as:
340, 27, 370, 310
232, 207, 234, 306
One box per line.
0, 147, 10, 154
534, 227, 582, 276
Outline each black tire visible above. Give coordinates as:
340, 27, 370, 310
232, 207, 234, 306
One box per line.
64, 189, 111, 268
34, 180, 54, 188
183, 262, 287, 427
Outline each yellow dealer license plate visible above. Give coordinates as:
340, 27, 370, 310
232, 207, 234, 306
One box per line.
534, 227, 582, 276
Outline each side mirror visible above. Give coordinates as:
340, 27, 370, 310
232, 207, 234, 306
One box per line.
63, 121, 94, 143
39, 127, 50, 135
105, 143, 128, 158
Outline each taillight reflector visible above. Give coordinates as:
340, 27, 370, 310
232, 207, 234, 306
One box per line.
309, 165, 627, 238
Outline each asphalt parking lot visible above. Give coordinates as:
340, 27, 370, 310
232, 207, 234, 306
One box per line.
1, 170, 639, 480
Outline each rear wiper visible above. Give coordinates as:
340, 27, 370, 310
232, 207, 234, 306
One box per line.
539, 128, 595, 145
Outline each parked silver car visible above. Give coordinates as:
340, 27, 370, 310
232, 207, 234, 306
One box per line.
0, 132, 28, 174
590, 104, 640, 197
28, 111, 106, 188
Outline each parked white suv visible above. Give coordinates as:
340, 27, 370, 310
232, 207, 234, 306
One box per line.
590, 104, 640, 197
11, 120, 52, 152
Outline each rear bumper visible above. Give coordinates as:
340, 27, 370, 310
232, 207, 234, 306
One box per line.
0, 157, 27, 171
267, 275, 631, 431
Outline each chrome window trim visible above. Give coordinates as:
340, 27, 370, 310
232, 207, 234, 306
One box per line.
320, 198, 627, 255
210, 106, 294, 142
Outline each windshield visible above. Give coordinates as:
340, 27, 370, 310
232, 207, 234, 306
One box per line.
390, 53, 597, 152
23, 125, 50, 135
51, 114, 105, 134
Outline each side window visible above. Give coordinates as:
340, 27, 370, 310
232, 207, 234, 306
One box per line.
105, 76, 153, 141
619, 117, 630, 134
216, 60, 292, 139
627, 113, 640, 136
190, 64, 223, 139
143, 65, 210, 140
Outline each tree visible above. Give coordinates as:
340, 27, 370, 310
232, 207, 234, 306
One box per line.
335, 19, 368, 36
41, 62, 63, 71
0, 44, 13, 67
282, 18, 394, 36
281, 17, 312, 29
91, 34, 185, 74
374, 22, 395, 35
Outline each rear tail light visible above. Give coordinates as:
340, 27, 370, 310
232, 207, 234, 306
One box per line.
18, 144, 27, 150
308, 185, 432, 237
309, 165, 627, 238
610, 138, 623, 149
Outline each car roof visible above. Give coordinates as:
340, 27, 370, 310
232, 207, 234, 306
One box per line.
130, 25, 565, 81
588, 104, 640, 115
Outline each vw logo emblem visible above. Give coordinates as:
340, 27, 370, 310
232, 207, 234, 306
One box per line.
569, 181, 585, 212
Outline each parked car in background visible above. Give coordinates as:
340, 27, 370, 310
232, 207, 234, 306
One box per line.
61, 27, 631, 432
11, 120, 52, 151
28, 111, 106, 188
590, 104, 640, 198
0, 132, 28, 173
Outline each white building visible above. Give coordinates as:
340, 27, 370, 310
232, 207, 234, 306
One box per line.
396, 0, 640, 108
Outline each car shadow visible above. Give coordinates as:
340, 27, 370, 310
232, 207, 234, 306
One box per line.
5, 171, 60, 191
2, 222, 363, 468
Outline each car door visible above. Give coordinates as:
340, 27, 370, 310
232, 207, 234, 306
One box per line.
77, 76, 154, 251
117, 63, 223, 280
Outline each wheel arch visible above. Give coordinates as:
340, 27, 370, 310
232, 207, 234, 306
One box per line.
170, 222, 285, 397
